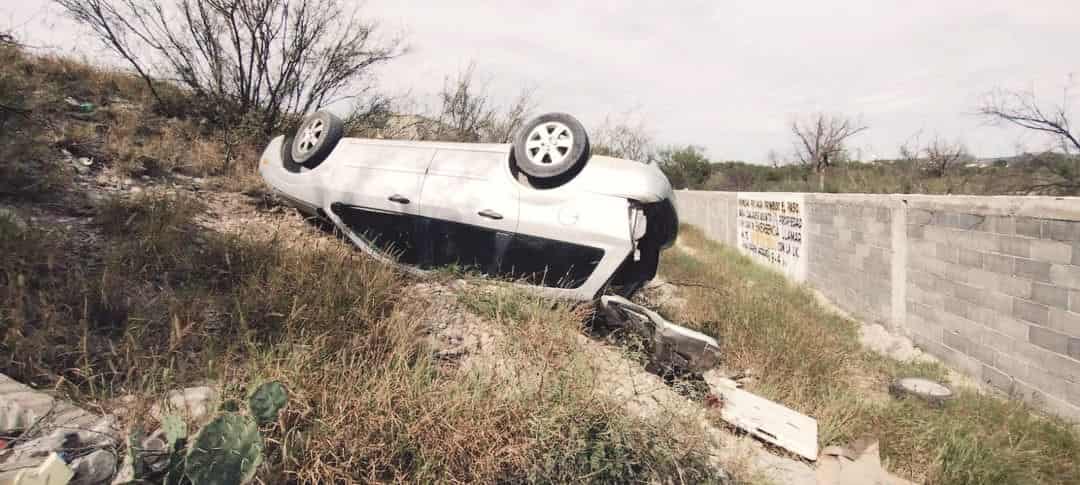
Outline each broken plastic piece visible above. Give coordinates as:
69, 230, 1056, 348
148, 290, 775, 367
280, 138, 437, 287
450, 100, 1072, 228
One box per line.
708, 375, 819, 461
10, 453, 73, 485
598, 295, 721, 373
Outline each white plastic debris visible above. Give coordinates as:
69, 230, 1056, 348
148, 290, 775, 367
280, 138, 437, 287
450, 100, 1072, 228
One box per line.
599, 295, 722, 373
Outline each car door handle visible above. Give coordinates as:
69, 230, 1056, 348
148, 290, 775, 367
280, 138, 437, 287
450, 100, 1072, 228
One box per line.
388, 194, 410, 204
478, 209, 503, 220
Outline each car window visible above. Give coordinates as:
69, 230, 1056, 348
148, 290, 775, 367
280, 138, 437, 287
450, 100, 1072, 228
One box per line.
501, 234, 604, 289
332, 203, 422, 265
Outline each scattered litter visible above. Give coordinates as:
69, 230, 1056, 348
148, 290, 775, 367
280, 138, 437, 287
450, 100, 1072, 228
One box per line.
889, 377, 953, 406
816, 438, 915, 485
8, 453, 73, 485
63, 97, 96, 114
69, 449, 117, 485
705, 373, 819, 461
0, 374, 120, 480
598, 295, 721, 373
150, 386, 218, 423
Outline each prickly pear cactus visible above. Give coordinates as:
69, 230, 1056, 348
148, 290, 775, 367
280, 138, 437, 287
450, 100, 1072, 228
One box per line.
128, 425, 148, 478
184, 413, 263, 485
161, 414, 188, 449
248, 381, 288, 426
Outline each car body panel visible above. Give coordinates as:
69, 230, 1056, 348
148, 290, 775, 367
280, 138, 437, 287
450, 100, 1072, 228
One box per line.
258, 135, 678, 300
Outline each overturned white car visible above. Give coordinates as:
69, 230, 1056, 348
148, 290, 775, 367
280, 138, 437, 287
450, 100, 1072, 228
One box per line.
259, 111, 678, 300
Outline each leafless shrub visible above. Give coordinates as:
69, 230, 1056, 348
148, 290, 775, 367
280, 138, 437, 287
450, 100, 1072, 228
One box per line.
978, 84, 1080, 194
423, 63, 536, 143
791, 113, 867, 174
54, 0, 404, 134
592, 112, 655, 162
924, 136, 969, 178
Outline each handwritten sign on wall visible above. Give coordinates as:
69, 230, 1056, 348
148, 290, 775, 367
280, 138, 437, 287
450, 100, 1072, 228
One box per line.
736, 193, 807, 281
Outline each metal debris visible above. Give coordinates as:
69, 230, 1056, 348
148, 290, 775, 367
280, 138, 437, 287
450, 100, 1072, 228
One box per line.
598, 295, 722, 374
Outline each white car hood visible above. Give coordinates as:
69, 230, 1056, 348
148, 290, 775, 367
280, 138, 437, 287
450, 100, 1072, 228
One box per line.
571, 155, 674, 203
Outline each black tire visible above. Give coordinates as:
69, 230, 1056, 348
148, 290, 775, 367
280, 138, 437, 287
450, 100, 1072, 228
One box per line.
289, 111, 344, 168
512, 112, 590, 180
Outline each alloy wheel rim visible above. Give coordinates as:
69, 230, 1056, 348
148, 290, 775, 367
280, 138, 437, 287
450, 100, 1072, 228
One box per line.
297, 119, 325, 154
524, 122, 574, 167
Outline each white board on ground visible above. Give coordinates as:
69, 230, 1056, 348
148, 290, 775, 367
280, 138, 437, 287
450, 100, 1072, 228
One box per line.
710, 377, 819, 461
736, 193, 807, 281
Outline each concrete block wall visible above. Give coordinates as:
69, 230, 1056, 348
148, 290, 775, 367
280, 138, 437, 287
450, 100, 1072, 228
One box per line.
805, 196, 896, 325
673, 191, 1080, 420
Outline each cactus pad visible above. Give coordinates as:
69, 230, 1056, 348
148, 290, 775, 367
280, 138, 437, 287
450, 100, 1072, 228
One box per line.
248, 381, 288, 426
184, 413, 262, 485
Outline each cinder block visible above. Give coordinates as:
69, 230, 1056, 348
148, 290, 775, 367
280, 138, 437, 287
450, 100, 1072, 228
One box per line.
907, 224, 925, 240
982, 363, 1015, 392
943, 330, 971, 354
1018, 340, 1080, 383
957, 248, 983, 268
1024, 364, 1072, 402
955, 213, 985, 230
1072, 290, 1080, 313
1050, 264, 1080, 290
922, 225, 952, 244
907, 209, 933, 226
983, 253, 1015, 275
1044, 219, 1080, 242
994, 352, 1030, 380
1031, 283, 1070, 310
982, 291, 1014, 314
1016, 217, 1043, 238
1016, 259, 1052, 283
996, 274, 1032, 299
964, 267, 997, 288
999, 236, 1031, 258
1011, 379, 1080, 421
945, 296, 973, 320
979, 326, 1018, 354
968, 339, 998, 365
968, 231, 1000, 252
986, 216, 1016, 235
1014, 298, 1050, 326
1030, 239, 1074, 265
1029, 325, 1069, 355
953, 282, 983, 305
1070, 338, 1080, 361
1048, 310, 1080, 337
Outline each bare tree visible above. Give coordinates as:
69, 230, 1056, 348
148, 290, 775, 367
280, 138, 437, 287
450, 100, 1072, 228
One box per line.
979, 84, 1080, 194
428, 63, 536, 143
592, 112, 655, 162
55, 0, 403, 132
791, 113, 867, 173
482, 86, 536, 144
924, 136, 968, 178
431, 63, 493, 142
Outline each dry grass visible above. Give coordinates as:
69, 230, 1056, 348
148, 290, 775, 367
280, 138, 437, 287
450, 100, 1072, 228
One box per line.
0, 43, 263, 186
1, 191, 732, 483
662, 225, 1080, 484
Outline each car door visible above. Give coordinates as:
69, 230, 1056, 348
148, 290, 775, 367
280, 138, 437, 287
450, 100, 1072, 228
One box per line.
416, 147, 519, 274
328, 140, 435, 265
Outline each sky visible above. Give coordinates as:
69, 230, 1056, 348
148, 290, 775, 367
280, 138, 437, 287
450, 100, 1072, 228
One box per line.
4, 1, 1079, 162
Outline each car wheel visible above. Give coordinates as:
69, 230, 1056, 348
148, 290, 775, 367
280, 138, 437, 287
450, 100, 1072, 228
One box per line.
289, 111, 344, 168
512, 112, 590, 180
